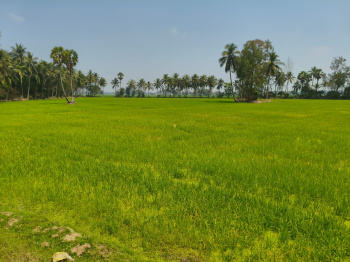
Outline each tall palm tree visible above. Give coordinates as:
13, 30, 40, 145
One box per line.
153, 78, 162, 96
86, 70, 94, 96
285, 71, 295, 93
266, 52, 282, 98
62, 49, 78, 102
216, 78, 225, 91
127, 79, 136, 97
314, 69, 324, 93
50, 46, 69, 102
0, 49, 14, 100
111, 78, 120, 96
118, 72, 124, 90
219, 43, 239, 96
26, 52, 39, 99
13, 63, 27, 99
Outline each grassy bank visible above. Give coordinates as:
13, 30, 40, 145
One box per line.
0, 98, 349, 261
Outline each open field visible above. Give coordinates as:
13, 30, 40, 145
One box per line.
0, 98, 350, 261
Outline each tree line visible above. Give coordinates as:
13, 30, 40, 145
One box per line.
0, 40, 107, 102
1, 37, 350, 102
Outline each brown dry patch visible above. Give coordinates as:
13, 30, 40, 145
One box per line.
251, 99, 272, 104
97, 245, 112, 258
51, 226, 59, 230
1, 212, 13, 217
41, 241, 50, 247
71, 243, 91, 256
8, 218, 19, 227
33, 226, 42, 233
42, 228, 51, 233
51, 233, 59, 238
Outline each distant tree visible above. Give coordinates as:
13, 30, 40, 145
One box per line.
137, 78, 146, 95
199, 75, 207, 97
207, 75, 217, 97
153, 78, 162, 96
191, 74, 200, 97
162, 74, 169, 97
182, 74, 191, 97
146, 81, 152, 97
118, 72, 124, 90
285, 71, 294, 93
111, 78, 120, 96
99, 77, 107, 97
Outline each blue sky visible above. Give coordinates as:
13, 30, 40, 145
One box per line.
0, 0, 349, 91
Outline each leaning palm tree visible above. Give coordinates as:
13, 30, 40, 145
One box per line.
62, 49, 78, 102
50, 46, 70, 103
266, 52, 282, 98
111, 78, 120, 96
219, 43, 239, 96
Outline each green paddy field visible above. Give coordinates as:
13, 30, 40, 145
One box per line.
0, 98, 349, 261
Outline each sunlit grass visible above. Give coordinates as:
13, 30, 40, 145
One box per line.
0, 98, 349, 261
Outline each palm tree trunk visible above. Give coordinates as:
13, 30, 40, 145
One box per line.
266, 77, 270, 99
59, 70, 70, 103
70, 69, 74, 102
27, 75, 31, 99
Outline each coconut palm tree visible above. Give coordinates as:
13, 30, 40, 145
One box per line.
62, 49, 78, 102
219, 43, 240, 95
285, 71, 295, 93
191, 74, 200, 97
153, 78, 162, 96
50, 46, 69, 102
118, 72, 124, 90
182, 74, 191, 97
162, 74, 169, 97
207, 75, 217, 97
199, 75, 207, 97
146, 81, 152, 97
0, 49, 14, 100
216, 78, 225, 91
10, 43, 27, 65
137, 78, 146, 95
111, 78, 120, 96
266, 52, 282, 98
99, 77, 107, 97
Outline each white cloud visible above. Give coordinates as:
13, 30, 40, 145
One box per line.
170, 26, 178, 35
311, 46, 330, 57
9, 13, 25, 23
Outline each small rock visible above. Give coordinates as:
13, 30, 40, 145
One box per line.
41, 241, 50, 247
71, 243, 91, 256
